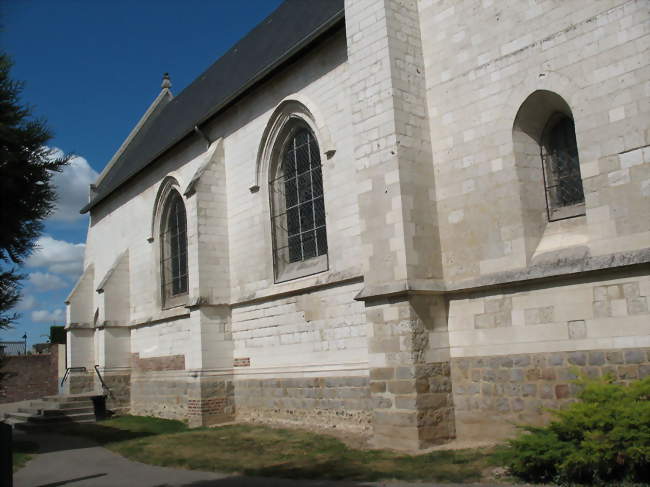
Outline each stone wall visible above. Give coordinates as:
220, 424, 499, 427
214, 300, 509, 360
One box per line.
235, 376, 371, 434
452, 347, 650, 440
419, 0, 649, 281
0, 348, 58, 403
68, 373, 95, 394
102, 372, 131, 412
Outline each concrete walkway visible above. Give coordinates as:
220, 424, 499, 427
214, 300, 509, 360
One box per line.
13, 429, 521, 487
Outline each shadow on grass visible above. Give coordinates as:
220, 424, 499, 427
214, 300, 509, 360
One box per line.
13, 439, 39, 472
175, 478, 376, 487
14, 415, 189, 454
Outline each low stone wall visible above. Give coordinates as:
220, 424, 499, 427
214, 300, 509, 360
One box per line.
235, 376, 372, 435
451, 347, 650, 441
0, 348, 58, 403
103, 372, 131, 412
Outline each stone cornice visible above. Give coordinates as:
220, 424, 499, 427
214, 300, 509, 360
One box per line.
355, 247, 650, 301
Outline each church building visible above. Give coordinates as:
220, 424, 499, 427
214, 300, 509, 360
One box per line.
66, 0, 650, 450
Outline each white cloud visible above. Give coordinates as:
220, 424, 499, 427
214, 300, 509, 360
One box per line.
31, 308, 65, 323
26, 236, 85, 279
47, 147, 98, 222
28, 272, 68, 292
14, 294, 38, 312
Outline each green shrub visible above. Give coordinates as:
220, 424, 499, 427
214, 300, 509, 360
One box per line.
497, 375, 650, 484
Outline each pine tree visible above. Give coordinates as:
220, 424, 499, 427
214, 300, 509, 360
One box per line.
0, 53, 69, 328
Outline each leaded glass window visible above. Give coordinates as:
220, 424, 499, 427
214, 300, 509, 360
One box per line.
270, 127, 328, 281
160, 190, 188, 303
541, 115, 585, 221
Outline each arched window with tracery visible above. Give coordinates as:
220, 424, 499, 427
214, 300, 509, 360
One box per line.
160, 189, 188, 305
541, 114, 584, 219
269, 124, 328, 282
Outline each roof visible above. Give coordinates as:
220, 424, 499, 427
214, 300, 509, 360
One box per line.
82, 0, 345, 213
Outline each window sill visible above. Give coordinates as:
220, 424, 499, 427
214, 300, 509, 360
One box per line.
274, 253, 328, 283
162, 294, 189, 311
548, 203, 585, 222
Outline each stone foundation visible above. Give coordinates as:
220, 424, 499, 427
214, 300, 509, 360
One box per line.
451, 347, 650, 441
370, 362, 455, 450
131, 374, 234, 427
235, 376, 372, 435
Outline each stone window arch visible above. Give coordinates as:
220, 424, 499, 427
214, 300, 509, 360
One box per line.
159, 188, 188, 306
513, 90, 585, 222
269, 120, 328, 282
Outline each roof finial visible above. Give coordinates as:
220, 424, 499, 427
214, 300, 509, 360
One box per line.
161, 72, 171, 89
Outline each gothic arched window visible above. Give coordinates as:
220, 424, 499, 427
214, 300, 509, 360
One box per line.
541, 114, 584, 220
269, 125, 328, 282
160, 189, 188, 305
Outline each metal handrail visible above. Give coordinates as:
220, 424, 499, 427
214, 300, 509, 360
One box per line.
60, 366, 87, 387
94, 365, 113, 398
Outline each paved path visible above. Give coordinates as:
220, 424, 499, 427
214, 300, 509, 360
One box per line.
13, 429, 522, 487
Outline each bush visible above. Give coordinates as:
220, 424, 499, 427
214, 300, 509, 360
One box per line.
497, 375, 650, 484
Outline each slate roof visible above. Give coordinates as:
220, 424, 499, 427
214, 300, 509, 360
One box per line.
82, 0, 345, 213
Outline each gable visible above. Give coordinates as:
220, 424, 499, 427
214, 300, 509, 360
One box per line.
82, 0, 344, 214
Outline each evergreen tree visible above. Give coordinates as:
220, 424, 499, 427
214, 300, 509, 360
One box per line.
0, 52, 69, 328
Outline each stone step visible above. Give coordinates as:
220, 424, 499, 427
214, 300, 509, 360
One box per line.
18, 406, 94, 416
13, 418, 96, 432
42, 393, 101, 403
39, 400, 95, 410
5, 411, 96, 423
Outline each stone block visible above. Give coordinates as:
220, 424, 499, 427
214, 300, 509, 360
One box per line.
513, 355, 530, 367
370, 367, 395, 380
639, 365, 650, 378
495, 398, 510, 412
624, 350, 645, 364
522, 384, 537, 397
372, 397, 393, 409
415, 378, 429, 393
510, 369, 524, 382
568, 320, 587, 339
627, 297, 648, 315
388, 380, 415, 395
589, 351, 605, 365
540, 384, 554, 399
525, 368, 541, 380
568, 352, 587, 366
511, 398, 524, 412
557, 368, 578, 381
622, 282, 640, 298
396, 366, 415, 379
370, 381, 387, 393
395, 395, 417, 409
555, 384, 570, 399
593, 300, 611, 318
617, 365, 638, 380
606, 351, 624, 364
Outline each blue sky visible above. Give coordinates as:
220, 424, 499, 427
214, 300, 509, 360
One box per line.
1, 0, 283, 346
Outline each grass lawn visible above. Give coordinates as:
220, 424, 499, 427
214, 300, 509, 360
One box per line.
59, 415, 498, 483
13, 439, 38, 472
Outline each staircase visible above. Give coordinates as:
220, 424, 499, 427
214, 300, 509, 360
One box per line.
2, 393, 100, 430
